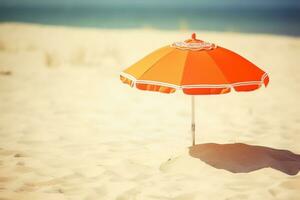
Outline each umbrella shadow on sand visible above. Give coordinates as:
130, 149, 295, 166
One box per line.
189, 143, 300, 175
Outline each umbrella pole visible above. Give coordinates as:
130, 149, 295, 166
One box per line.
191, 95, 195, 146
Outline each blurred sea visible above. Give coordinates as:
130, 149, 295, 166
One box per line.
0, 4, 300, 36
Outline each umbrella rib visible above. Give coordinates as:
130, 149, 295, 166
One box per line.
204, 51, 231, 87
179, 50, 192, 86
205, 49, 269, 88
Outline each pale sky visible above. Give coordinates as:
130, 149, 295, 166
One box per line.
1, 0, 299, 8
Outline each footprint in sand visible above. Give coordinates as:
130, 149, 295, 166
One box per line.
16, 161, 25, 166
0, 176, 14, 183
159, 156, 181, 172
0, 70, 12, 76
43, 187, 64, 194
14, 153, 27, 158
0, 149, 18, 156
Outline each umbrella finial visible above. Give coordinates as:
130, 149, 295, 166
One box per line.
191, 33, 196, 40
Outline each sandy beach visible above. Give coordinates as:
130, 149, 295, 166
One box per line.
0, 23, 300, 200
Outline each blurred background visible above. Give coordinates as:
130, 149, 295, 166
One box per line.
1, 1, 300, 200
0, 0, 300, 36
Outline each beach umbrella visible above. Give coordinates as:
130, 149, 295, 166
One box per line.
120, 33, 269, 146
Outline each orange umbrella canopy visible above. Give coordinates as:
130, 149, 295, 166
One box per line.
120, 33, 269, 95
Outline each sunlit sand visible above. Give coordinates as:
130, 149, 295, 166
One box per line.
0, 23, 300, 200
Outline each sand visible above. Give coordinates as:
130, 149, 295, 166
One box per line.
0, 22, 300, 200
